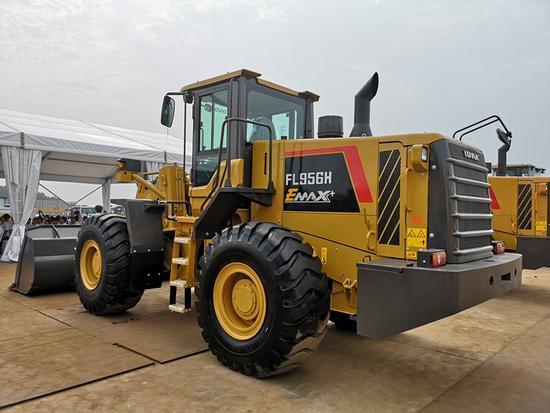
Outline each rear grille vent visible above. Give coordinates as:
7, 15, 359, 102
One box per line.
447, 152, 493, 258
377, 150, 401, 245
517, 184, 532, 230
428, 140, 494, 263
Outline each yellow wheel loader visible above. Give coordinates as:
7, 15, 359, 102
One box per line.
73, 70, 522, 377
455, 116, 550, 269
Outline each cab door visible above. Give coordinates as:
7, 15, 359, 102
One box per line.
517, 180, 535, 236
192, 85, 232, 187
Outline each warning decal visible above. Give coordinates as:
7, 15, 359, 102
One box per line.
536, 221, 547, 233
320, 247, 328, 264
406, 250, 417, 260
406, 227, 427, 249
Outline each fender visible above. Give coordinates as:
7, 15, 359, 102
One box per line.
112, 199, 165, 290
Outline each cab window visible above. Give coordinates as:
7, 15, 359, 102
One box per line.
195, 89, 228, 186
245, 85, 306, 142
199, 89, 229, 151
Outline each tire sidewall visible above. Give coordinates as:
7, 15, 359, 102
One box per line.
75, 224, 109, 305
200, 240, 282, 358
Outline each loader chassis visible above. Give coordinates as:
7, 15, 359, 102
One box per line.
490, 176, 550, 269
72, 69, 522, 377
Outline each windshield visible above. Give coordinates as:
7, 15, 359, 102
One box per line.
246, 81, 306, 141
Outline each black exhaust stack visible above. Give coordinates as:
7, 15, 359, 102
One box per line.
496, 128, 512, 176
350, 72, 379, 137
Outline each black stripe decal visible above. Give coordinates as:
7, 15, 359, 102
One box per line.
377, 150, 401, 245
518, 184, 532, 230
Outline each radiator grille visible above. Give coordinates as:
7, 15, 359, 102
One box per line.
447, 147, 493, 259
377, 150, 401, 245
517, 184, 532, 230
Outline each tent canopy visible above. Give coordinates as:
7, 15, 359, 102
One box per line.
0, 109, 190, 184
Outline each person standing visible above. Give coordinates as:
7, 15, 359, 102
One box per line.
1, 214, 13, 237
72, 211, 81, 224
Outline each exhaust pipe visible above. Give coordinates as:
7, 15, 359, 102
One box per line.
496, 128, 512, 176
350, 72, 379, 137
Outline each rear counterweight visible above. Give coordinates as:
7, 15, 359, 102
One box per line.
356, 252, 522, 338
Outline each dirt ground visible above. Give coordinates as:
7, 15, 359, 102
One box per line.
1, 262, 549, 412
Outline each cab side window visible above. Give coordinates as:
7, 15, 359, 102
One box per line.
246, 88, 305, 142
199, 90, 229, 151
195, 89, 229, 186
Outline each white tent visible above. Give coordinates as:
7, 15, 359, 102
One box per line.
0, 109, 191, 261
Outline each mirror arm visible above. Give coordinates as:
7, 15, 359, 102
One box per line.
164, 91, 194, 215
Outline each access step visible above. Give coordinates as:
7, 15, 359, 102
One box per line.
169, 277, 192, 313
170, 279, 187, 288
174, 236, 191, 245
172, 257, 189, 266
168, 303, 190, 314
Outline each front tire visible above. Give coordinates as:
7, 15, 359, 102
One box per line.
196, 222, 330, 377
75, 214, 143, 315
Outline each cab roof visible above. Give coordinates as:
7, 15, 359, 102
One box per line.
180, 69, 320, 102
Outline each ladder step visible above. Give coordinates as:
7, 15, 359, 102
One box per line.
174, 236, 191, 244
177, 216, 198, 224
172, 257, 189, 266
170, 279, 187, 289
168, 304, 190, 314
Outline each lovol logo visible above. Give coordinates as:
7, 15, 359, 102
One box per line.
463, 149, 480, 161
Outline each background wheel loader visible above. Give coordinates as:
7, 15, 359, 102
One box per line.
455, 116, 550, 269
73, 69, 522, 377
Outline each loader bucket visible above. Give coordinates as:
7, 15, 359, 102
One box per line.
11, 225, 81, 295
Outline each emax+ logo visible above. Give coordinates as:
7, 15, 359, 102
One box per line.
285, 188, 335, 204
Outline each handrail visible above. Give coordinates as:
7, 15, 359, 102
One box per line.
200, 117, 274, 211
159, 200, 188, 221
452, 115, 510, 141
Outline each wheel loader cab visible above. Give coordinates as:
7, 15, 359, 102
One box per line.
490, 175, 550, 269
185, 70, 316, 187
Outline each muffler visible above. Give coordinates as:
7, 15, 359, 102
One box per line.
11, 225, 81, 295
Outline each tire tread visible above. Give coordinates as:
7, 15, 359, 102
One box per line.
197, 221, 330, 377
76, 214, 143, 315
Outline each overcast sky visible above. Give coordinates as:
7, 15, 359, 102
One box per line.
1, 0, 549, 205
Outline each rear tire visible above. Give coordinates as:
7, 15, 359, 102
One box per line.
75, 214, 143, 315
196, 222, 331, 377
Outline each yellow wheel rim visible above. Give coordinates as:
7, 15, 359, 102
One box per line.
213, 262, 267, 340
80, 239, 103, 290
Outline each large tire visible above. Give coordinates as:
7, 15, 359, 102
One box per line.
75, 214, 143, 315
196, 222, 330, 377
162, 233, 174, 279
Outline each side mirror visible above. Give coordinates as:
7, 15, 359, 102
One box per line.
161, 95, 175, 127
496, 128, 512, 147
